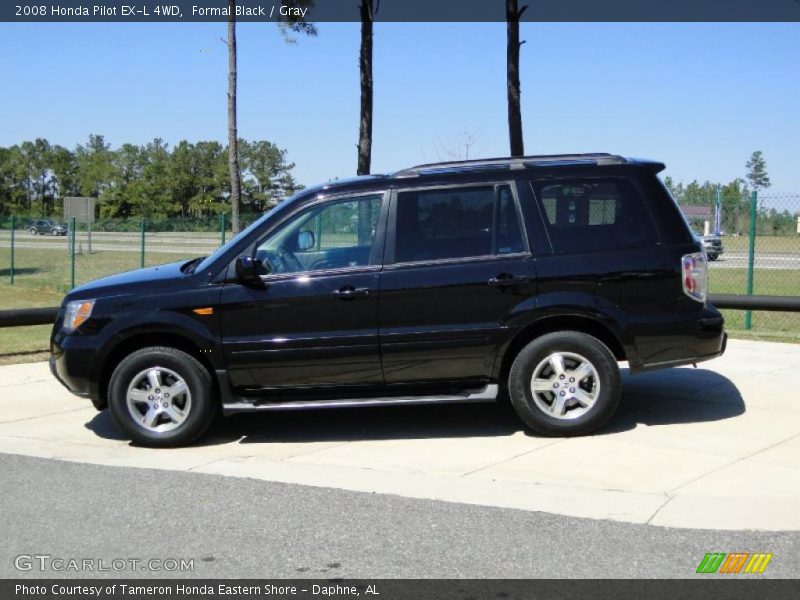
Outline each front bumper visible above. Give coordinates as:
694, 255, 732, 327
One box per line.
49, 355, 89, 397
50, 334, 105, 410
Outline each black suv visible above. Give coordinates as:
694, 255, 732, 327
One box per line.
50, 154, 726, 447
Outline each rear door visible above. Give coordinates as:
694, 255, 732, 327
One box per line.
378, 182, 535, 385
528, 175, 670, 312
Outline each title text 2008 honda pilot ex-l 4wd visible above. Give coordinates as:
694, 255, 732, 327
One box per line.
50, 154, 726, 447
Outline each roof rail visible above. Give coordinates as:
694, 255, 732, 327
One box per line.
393, 153, 628, 178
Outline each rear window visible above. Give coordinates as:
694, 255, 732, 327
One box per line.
532, 178, 657, 253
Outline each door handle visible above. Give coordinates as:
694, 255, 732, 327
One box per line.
488, 274, 529, 287
332, 286, 370, 300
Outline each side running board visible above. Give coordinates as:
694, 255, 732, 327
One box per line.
222, 384, 499, 414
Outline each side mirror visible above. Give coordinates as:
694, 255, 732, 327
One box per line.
297, 230, 315, 252
235, 255, 269, 282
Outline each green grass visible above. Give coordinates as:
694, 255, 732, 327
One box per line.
0, 332, 50, 365
721, 235, 800, 254
1, 246, 193, 297
709, 267, 800, 295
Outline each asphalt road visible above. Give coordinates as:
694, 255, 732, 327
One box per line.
2, 453, 798, 579
709, 252, 800, 270
0, 231, 219, 255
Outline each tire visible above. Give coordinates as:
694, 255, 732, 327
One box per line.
29, 227, 38, 235
508, 331, 621, 436
707, 253, 718, 261
108, 346, 217, 447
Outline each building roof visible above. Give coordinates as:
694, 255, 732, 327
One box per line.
681, 205, 712, 218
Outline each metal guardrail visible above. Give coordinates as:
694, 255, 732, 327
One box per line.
0, 295, 798, 329
709, 294, 800, 312
0, 307, 58, 328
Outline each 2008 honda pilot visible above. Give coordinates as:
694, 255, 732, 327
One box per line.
50, 154, 726, 447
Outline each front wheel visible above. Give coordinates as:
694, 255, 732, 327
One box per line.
707, 253, 718, 261
508, 331, 621, 436
108, 346, 217, 447
29, 227, 38, 235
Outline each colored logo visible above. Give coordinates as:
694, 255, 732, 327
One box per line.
696, 552, 773, 574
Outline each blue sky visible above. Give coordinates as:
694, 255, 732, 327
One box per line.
2, 22, 799, 192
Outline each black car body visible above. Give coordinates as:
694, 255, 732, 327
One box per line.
28, 219, 68, 235
50, 154, 726, 446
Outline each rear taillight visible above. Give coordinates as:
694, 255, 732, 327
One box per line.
682, 252, 707, 303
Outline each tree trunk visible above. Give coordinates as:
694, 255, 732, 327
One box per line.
41, 173, 47, 215
506, 0, 524, 157
357, 1, 373, 176
227, 0, 242, 233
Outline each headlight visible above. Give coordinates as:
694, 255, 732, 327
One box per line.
63, 299, 95, 332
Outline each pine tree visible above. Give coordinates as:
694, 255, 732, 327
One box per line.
745, 151, 771, 191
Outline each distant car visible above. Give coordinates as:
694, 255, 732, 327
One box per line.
27, 219, 67, 236
700, 234, 724, 261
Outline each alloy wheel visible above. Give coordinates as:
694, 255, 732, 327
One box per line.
126, 367, 192, 433
530, 351, 600, 419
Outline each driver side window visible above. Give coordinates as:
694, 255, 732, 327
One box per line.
255, 194, 383, 275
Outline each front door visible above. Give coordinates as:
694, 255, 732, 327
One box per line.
378, 182, 535, 385
218, 192, 386, 390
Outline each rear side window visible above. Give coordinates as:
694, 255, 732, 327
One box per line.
533, 178, 657, 253
395, 184, 525, 263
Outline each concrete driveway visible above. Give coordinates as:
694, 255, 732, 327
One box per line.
0, 338, 798, 531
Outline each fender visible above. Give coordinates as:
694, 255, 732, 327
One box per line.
90, 308, 224, 386
492, 290, 634, 378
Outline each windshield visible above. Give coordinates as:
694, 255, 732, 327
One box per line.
193, 200, 292, 274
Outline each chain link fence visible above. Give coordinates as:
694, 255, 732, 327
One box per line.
0, 214, 262, 310
671, 191, 800, 340
1, 193, 799, 340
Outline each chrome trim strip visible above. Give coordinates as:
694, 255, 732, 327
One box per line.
222, 384, 499, 414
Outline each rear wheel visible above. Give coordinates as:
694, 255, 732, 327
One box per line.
508, 331, 621, 436
108, 346, 216, 447
29, 227, 38, 235
707, 252, 718, 261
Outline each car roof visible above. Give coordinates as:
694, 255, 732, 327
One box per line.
289, 154, 665, 204
392, 153, 665, 177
